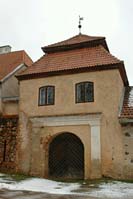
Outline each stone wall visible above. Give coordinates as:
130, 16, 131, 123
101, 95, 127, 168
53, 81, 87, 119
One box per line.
122, 123, 133, 179
0, 116, 18, 172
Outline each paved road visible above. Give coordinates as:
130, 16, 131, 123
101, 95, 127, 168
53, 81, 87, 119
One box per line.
0, 189, 96, 199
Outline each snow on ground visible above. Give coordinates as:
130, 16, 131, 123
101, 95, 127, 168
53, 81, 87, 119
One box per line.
0, 174, 133, 198
87, 182, 133, 198
0, 177, 80, 195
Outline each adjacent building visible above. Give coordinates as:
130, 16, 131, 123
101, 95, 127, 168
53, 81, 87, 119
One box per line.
0, 46, 33, 171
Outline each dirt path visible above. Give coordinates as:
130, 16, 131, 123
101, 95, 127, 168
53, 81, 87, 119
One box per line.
0, 189, 96, 199
0, 189, 133, 199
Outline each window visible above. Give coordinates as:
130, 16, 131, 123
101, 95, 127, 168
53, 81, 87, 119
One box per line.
39, 86, 55, 106
76, 82, 94, 103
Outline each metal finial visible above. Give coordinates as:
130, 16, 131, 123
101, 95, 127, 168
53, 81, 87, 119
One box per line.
78, 15, 84, 34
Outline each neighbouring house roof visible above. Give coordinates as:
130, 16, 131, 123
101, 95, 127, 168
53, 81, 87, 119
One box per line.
17, 34, 129, 86
42, 34, 109, 53
120, 86, 133, 120
0, 50, 33, 81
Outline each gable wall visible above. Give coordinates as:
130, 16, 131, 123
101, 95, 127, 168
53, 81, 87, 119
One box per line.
2, 65, 27, 98
2, 74, 19, 98
0, 65, 27, 115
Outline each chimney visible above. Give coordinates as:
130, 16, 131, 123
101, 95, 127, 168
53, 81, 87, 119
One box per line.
0, 45, 11, 54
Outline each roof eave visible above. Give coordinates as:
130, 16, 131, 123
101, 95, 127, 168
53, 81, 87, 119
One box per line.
42, 38, 109, 53
17, 63, 123, 81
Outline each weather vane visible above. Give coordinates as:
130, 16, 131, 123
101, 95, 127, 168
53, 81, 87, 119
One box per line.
78, 15, 84, 34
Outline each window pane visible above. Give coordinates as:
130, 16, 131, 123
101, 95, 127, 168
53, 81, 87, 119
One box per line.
76, 83, 85, 102
39, 88, 46, 105
47, 86, 54, 105
85, 82, 93, 102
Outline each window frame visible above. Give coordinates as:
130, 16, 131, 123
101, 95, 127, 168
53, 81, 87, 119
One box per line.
75, 81, 94, 103
38, 85, 55, 106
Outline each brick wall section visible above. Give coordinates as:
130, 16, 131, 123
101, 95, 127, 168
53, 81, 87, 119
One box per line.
0, 116, 18, 172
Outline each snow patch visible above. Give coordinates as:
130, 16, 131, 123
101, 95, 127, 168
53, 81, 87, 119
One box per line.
87, 182, 133, 198
0, 178, 80, 195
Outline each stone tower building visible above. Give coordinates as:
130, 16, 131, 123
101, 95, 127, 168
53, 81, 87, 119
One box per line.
1, 34, 132, 180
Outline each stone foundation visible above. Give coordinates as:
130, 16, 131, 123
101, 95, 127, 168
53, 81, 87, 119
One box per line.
0, 116, 18, 172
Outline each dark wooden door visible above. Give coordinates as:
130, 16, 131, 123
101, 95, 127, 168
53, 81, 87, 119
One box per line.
49, 133, 84, 179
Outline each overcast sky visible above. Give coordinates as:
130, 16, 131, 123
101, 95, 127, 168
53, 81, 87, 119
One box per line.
0, 0, 133, 84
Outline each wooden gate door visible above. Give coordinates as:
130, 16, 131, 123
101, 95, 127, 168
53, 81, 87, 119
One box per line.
49, 132, 84, 179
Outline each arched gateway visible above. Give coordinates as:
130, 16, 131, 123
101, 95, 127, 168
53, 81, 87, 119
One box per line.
48, 132, 84, 179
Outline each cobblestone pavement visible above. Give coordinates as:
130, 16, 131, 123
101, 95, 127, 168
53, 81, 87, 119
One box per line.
0, 189, 96, 199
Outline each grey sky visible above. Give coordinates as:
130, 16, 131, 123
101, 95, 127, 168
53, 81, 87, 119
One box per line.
0, 0, 133, 84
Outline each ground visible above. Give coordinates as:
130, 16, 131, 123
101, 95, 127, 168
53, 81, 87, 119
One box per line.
0, 189, 91, 199
0, 173, 132, 199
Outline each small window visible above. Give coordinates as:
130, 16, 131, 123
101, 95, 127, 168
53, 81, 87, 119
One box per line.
76, 82, 94, 103
39, 86, 54, 106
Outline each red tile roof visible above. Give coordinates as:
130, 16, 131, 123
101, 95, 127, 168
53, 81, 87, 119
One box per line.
17, 33, 129, 85
18, 46, 121, 78
0, 50, 33, 81
42, 34, 108, 53
120, 87, 133, 119
45, 34, 104, 47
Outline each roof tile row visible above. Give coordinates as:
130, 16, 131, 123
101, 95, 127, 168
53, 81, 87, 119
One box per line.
19, 45, 121, 76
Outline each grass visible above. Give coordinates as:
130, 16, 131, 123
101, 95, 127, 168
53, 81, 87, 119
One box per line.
50, 176, 133, 185
0, 172, 31, 182
0, 172, 133, 184
9, 173, 31, 181
115, 179, 133, 183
